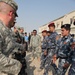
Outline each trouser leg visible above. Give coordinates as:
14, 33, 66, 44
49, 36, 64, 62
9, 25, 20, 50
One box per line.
40, 52, 46, 69
44, 56, 57, 75
57, 61, 68, 75
68, 62, 75, 75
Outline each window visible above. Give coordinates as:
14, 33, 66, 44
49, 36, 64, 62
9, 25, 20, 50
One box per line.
61, 21, 63, 26
70, 18, 72, 24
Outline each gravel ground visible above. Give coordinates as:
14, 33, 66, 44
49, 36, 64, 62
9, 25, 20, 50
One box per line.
26, 52, 69, 75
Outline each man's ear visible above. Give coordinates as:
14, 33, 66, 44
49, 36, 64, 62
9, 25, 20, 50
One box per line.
8, 11, 13, 16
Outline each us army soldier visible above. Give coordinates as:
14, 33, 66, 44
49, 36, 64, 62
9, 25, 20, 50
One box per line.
0, 0, 22, 75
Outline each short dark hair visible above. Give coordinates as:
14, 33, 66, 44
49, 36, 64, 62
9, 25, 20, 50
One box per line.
33, 29, 37, 32
61, 24, 71, 31
71, 34, 74, 37
25, 32, 27, 34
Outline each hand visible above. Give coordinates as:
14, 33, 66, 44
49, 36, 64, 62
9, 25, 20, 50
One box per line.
63, 63, 70, 68
71, 42, 75, 49
44, 50, 47, 55
21, 51, 25, 54
56, 36, 59, 40
52, 54, 57, 63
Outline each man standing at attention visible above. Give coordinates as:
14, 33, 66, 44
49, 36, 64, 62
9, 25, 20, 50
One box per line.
43, 23, 58, 75
30, 29, 41, 60
53, 24, 75, 75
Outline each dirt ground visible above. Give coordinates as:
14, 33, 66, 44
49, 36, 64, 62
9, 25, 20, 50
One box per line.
26, 52, 69, 75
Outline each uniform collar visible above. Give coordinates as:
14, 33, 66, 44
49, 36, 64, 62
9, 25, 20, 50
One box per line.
62, 34, 71, 40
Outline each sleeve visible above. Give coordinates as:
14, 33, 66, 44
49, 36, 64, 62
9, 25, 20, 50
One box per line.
5, 35, 25, 53
0, 34, 21, 75
55, 39, 60, 58
30, 36, 33, 47
38, 35, 41, 46
41, 37, 48, 50
44, 37, 49, 51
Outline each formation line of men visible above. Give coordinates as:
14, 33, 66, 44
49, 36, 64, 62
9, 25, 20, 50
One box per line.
39, 23, 75, 75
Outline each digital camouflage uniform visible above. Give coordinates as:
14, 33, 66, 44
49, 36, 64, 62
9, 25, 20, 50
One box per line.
43, 32, 58, 75
13, 28, 27, 75
18, 31, 27, 75
0, 20, 25, 75
40, 36, 48, 69
56, 35, 74, 75
68, 39, 75, 75
0, 0, 22, 75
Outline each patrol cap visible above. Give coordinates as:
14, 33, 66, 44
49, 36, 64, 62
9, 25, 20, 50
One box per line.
42, 30, 47, 33
61, 24, 71, 30
0, 0, 18, 17
48, 22, 55, 28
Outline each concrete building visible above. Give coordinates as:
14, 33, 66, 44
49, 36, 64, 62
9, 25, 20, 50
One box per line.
39, 10, 75, 37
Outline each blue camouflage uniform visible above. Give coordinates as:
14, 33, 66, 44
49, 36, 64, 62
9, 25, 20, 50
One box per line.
56, 35, 74, 75
68, 39, 75, 75
40, 36, 48, 69
43, 31, 58, 75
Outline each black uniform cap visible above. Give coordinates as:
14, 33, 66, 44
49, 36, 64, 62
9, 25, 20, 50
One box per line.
61, 24, 71, 30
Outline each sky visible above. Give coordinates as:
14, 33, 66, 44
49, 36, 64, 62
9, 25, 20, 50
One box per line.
15, 0, 75, 33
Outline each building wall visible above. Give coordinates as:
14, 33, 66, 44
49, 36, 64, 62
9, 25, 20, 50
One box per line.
39, 10, 75, 35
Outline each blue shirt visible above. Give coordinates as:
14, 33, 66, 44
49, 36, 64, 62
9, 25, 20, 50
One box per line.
24, 36, 28, 42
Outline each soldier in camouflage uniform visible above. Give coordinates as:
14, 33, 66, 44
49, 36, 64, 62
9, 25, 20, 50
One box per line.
53, 24, 75, 75
39, 30, 48, 70
30, 29, 41, 60
13, 27, 27, 75
68, 40, 75, 75
43, 23, 58, 75
0, 0, 23, 75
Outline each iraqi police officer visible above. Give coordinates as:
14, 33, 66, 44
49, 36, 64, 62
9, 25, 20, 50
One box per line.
53, 24, 75, 75
39, 30, 48, 70
47, 31, 51, 37
68, 41, 75, 75
43, 23, 58, 75
0, 0, 22, 75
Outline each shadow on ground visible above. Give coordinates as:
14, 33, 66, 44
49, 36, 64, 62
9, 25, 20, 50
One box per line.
26, 52, 36, 75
